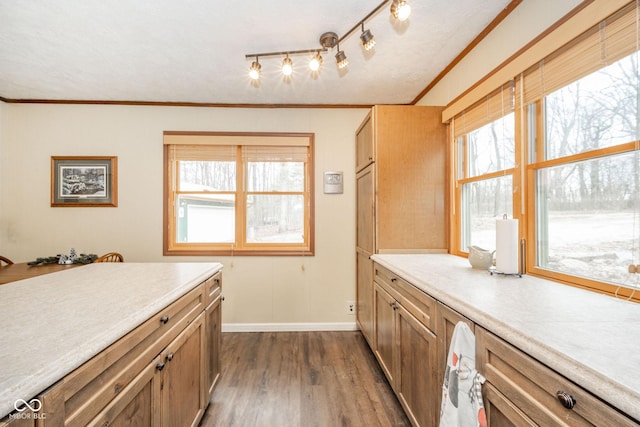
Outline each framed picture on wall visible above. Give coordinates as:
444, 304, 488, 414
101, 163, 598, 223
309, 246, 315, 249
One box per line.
51, 156, 118, 207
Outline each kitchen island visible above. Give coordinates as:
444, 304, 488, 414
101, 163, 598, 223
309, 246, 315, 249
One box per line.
0, 262, 222, 424
371, 254, 640, 425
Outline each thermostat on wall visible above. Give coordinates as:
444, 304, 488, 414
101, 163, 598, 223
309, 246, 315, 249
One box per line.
324, 171, 343, 194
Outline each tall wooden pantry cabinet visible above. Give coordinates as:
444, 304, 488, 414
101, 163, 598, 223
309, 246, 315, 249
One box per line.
355, 105, 447, 346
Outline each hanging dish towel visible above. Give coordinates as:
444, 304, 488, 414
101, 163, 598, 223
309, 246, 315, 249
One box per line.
439, 322, 487, 427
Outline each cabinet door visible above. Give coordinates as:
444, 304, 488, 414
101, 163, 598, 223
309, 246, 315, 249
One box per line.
356, 164, 375, 253
355, 112, 374, 172
89, 355, 162, 427
205, 294, 222, 399
396, 303, 438, 427
356, 250, 374, 346
483, 383, 536, 427
160, 313, 206, 427
375, 105, 447, 251
374, 282, 396, 386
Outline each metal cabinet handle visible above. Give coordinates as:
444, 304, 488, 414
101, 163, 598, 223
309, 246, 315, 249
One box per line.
556, 390, 576, 409
165, 352, 174, 362
156, 362, 165, 372
390, 277, 397, 282
160, 315, 169, 324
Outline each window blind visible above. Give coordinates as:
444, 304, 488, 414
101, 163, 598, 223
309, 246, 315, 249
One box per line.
520, 1, 638, 105
168, 144, 237, 162
453, 81, 515, 139
242, 146, 309, 163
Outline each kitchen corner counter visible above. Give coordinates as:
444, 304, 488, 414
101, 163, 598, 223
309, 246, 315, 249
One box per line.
0, 262, 222, 419
371, 253, 640, 422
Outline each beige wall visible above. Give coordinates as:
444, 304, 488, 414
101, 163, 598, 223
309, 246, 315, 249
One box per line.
418, 0, 582, 107
0, 103, 368, 329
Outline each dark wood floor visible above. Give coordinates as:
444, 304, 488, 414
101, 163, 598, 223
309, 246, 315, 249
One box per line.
200, 331, 411, 427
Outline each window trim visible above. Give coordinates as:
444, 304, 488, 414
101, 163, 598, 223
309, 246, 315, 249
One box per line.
163, 131, 315, 256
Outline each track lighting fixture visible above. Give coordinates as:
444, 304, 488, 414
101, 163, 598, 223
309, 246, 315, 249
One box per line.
244, 0, 411, 81
281, 55, 293, 76
391, 0, 411, 21
335, 43, 349, 69
249, 57, 261, 80
309, 51, 323, 72
360, 23, 376, 51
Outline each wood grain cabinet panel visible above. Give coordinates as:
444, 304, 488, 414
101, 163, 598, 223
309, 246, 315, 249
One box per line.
476, 327, 639, 426
373, 264, 438, 427
355, 113, 374, 173
396, 303, 437, 427
159, 314, 206, 427
205, 292, 222, 399
356, 250, 374, 345
356, 105, 446, 369
374, 282, 396, 384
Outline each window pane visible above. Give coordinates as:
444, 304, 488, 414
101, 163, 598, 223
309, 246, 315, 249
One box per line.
247, 195, 304, 243
536, 151, 639, 285
178, 161, 236, 191
461, 175, 513, 251
467, 112, 515, 177
247, 162, 304, 192
176, 194, 235, 243
544, 53, 639, 161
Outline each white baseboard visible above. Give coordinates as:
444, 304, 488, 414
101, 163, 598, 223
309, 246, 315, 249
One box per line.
222, 322, 359, 333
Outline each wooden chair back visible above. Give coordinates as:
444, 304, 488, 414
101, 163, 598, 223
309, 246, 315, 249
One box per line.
95, 252, 124, 263
0, 256, 14, 266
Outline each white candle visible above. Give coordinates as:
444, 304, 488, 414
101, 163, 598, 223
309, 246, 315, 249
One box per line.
496, 217, 519, 274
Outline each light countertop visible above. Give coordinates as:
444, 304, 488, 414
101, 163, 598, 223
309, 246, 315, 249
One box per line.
371, 254, 640, 422
0, 262, 222, 419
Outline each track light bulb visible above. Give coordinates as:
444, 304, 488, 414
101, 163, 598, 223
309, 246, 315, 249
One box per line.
249, 60, 261, 80
282, 56, 293, 76
309, 52, 323, 72
360, 28, 376, 51
335, 49, 348, 70
391, 0, 411, 21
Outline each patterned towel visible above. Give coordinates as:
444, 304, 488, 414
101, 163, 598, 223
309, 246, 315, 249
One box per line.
439, 322, 487, 427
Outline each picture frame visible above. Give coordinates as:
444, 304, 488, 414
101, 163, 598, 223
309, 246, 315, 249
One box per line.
51, 156, 118, 207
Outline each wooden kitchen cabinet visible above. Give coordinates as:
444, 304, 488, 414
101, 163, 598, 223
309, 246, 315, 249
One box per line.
373, 264, 438, 427
204, 273, 222, 399
159, 314, 206, 427
356, 163, 375, 345
35, 273, 222, 427
356, 105, 447, 349
476, 327, 639, 426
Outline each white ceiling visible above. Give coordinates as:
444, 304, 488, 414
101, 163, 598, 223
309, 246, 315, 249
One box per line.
0, 0, 513, 106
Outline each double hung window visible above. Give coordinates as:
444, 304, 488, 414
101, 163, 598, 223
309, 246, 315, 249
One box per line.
164, 132, 314, 255
453, 84, 516, 253
452, 2, 640, 298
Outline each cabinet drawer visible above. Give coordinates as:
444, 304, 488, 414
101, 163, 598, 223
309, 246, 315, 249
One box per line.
204, 272, 222, 307
39, 282, 205, 426
374, 264, 435, 331
476, 327, 638, 426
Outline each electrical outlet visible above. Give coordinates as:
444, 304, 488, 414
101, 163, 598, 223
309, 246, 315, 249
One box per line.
346, 300, 356, 315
